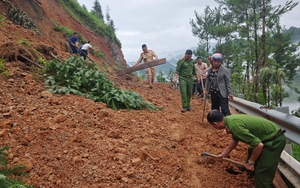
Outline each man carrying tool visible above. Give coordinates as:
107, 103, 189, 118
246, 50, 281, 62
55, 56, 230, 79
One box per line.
69, 32, 79, 54
173, 50, 199, 112
207, 109, 286, 188
80, 41, 93, 60
194, 56, 208, 98
133, 44, 158, 88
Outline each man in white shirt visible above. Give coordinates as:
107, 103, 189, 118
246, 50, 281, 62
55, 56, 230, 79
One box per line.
194, 56, 208, 97
80, 41, 92, 60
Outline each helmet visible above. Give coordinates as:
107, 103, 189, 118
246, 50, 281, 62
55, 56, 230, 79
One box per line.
212, 53, 223, 62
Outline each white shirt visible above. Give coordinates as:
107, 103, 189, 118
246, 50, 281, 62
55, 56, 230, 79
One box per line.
81, 43, 92, 50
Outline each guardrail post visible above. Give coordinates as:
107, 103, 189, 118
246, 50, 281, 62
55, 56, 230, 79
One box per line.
275, 106, 292, 155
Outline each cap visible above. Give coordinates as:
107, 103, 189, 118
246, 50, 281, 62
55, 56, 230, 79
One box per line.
185, 49, 192, 55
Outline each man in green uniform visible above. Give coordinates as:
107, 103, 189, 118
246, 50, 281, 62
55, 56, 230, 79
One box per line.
173, 50, 199, 112
207, 110, 286, 188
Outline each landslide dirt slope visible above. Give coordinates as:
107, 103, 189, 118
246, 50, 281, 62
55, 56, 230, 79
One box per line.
0, 0, 254, 187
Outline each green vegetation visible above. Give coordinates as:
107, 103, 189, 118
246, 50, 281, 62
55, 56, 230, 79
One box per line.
52, 20, 86, 44
156, 70, 167, 82
0, 58, 9, 76
0, 146, 33, 188
0, 14, 5, 22
44, 57, 160, 111
156, 68, 175, 85
17, 38, 32, 47
292, 109, 300, 162
190, 1, 300, 107
292, 143, 300, 162
91, 50, 105, 59
8, 7, 40, 35
57, 0, 121, 47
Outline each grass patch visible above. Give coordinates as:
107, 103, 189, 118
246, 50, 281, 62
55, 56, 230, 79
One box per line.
292, 143, 300, 162
57, 0, 121, 47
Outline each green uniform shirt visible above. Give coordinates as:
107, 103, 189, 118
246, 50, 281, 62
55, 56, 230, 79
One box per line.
175, 59, 196, 77
224, 114, 280, 148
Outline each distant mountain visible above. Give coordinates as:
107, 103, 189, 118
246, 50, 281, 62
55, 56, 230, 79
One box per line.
286, 26, 300, 43
155, 47, 198, 74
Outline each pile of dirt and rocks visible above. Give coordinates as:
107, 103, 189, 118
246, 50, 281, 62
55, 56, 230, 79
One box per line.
0, 62, 254, 188
0, 0, 255, 187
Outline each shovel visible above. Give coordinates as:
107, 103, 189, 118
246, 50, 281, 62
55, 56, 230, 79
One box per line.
200, 151, 246, 167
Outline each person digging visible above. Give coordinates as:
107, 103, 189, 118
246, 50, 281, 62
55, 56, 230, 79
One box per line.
207, 109, 286, 188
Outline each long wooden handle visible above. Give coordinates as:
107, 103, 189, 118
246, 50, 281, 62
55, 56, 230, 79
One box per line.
201, 78, 209, 122
202, 152, 246, 167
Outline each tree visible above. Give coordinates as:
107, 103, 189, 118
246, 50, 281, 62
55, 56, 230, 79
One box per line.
193, 0, 299, 105
105, 6, 116, 33
91, 0, 104, 20
166, 68, 175, 83
82, 4, 87, 11
190, 6, 215, 54
156, 70, 167, 82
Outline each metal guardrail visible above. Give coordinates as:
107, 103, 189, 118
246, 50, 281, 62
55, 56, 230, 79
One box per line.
229, 97, 300, 188
229, 97, 300, 145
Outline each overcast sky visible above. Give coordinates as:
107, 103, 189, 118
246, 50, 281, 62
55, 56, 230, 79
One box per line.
77, 0, 300, 62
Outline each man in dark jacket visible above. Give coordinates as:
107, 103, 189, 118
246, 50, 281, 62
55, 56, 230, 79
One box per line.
69, 32, 78, 54
206, 53, 233, 116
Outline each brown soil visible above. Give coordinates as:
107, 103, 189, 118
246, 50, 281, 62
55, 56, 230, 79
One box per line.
0, 0, 255, 187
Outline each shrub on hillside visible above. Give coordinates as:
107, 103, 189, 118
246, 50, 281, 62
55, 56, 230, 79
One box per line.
44, 57, 160, 111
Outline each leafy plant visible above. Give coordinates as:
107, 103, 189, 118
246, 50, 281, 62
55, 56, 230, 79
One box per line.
44, 57, 160, 111
0, 146, 33, 188
0, 14, 5, 22
0, 58, 9, 76
18, 38, 27, 45
91, 50, 105, 58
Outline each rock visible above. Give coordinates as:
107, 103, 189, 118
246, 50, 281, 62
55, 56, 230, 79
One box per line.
21, 73, 28, 77
72, 156, 83, 164
0, 120, 13, 128
53, 115, 67, 123
121, 177, 128, 183
131, 158, 141, 166
82, 153, 89, 158
0, 107, 10, 113
98, 109, 109, 118
0, 129, 9, 138
107, 130, 120, 139
23, 160, 33, 172
40, 91, 53, 98
3, 112, 12, 117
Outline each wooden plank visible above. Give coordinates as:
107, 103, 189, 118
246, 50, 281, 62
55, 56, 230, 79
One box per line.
273, 169, 288, 188
116, 58, 166, 75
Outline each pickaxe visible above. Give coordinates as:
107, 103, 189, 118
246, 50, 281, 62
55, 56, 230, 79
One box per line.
200, 151, 246, 170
